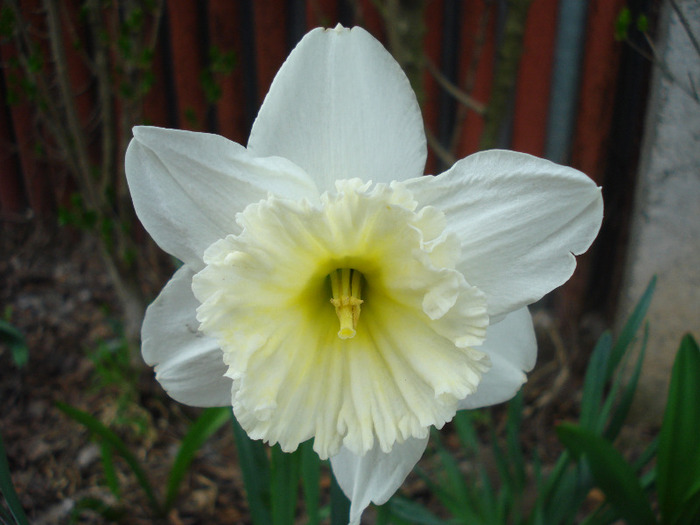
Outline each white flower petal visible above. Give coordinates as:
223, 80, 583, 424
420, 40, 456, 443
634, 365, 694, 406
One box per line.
404, 150, 603, 318
142, 266, 232, 407
330, 436, 429, 525
247, 26, 427, 192
125, 126, 318, 269
459, 307, 537, 410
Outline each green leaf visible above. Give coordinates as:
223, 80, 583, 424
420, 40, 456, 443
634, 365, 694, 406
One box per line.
636, 14, 649, 33
580, 331, 613, 431
0, 430, 29, 525
556, 423, 657, 525
164, 407, 230, 512
388, 497, 451, 525
615, 7, 632, 41
300, 440, 320, 525
230, 413, 272, 525
270, 445, 300, 525
0, 320, 29, 368
56, 402, 162, 515
69, 497, 125, 522
0, 7, 16, 37
604, 322, 648, 440
330, 469, 350, 525
670, 483, 700, 525
99, 443, 121, 499
657, 334, 700, 523
608, 276, 656, 380
505, 392, 526, 488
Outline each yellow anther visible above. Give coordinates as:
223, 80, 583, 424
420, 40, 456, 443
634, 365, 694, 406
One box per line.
329, 268, 364, 339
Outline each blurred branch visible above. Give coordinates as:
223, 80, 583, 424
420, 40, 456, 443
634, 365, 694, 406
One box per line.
479, 0, 533, 150
3, 1, 165, 347
374, 0, 426, 101
425, 57, 485, 114
426, 128, 456, 168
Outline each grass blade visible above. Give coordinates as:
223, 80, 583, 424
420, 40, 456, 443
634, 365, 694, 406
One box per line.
99, 442, 121, 499
55, 402, 161, 515
164, 407, 230, 512
300, 440, 320, 525
607, 276, 656, 380
604, 322, 648, 440
388, 497, 451, 525
270, 445, 300, 525
580, 331, 613, 431
230, 412, 272, 525
0, 319, 29, 368
330, 468, 350, 525
0, 430, 29, 525
557, 423, 657, 525
657, 334, 700, 523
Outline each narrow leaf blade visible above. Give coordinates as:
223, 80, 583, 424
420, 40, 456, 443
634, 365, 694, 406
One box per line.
0, 430, 29, 525
230, 413, 272, 525
55, 402, 161, 514
657, 334, 700, 521
557, 423, 657, 525
164, 407, 230, 511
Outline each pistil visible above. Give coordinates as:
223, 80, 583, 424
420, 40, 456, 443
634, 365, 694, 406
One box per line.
329, 268, 364, 339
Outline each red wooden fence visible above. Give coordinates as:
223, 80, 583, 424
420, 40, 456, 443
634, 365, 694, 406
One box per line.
0, 0, 653, 323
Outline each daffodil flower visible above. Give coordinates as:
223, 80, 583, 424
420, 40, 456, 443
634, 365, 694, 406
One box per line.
126, 25, 603, 524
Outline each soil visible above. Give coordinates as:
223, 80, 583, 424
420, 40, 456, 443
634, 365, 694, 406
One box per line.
1, 224, 254, 524
0, 222, 650, 524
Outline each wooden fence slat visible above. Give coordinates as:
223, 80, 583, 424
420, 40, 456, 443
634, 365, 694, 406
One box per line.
305, 0, 338, 28
422, 0, 445, 174
253, 2, 288, 106
557, 0, 631, 324
2, 0, 56, 218
571, 0, 627, 183
142, 14, 174, 130
0, 67, 27, 217
511, 0, 559, 156
357, 0, 384, 39
454, 0, 496, 158
208, 0, 248, 143
167, 1, 208, 131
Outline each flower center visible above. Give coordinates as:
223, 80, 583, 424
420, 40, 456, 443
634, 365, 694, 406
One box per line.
329, 268, 364, 339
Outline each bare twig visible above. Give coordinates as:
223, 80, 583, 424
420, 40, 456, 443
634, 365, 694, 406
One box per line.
425, 57, 486, 114
479, 0, 534, 150
44, 0, 102, 210
670, 0, 700, 58
426, 128, 456, 168
449, 2, 492, 156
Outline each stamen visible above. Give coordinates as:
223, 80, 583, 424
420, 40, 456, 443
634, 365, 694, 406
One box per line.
329, 268, 364, 339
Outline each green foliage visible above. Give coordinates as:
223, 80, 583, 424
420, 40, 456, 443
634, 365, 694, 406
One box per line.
58, 193, 98, 230
84, 333, 152, 438
377, 278, 656, 525
230, 413, 344, 525
557, 424, 657, 525
56, 401, 162, 515
57, 402, 230, 520
615, 7, 633, 41
0, 6, 16, 38
0, 319, 28, 369
615, 6, 651, 41
556, 332, 700, 525
200, 46, 238, 104
657, 334, 700, 524
0, 431, 29, 525
163, 407, 231, 511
